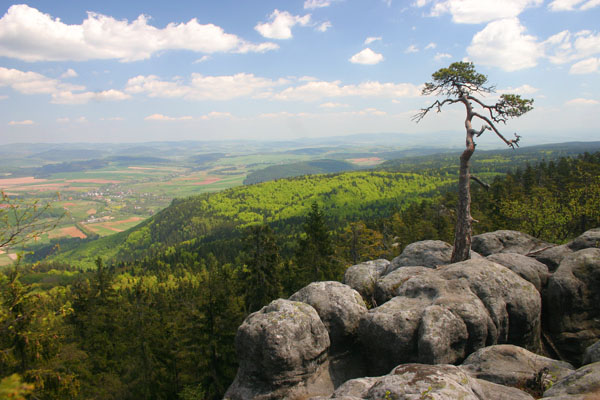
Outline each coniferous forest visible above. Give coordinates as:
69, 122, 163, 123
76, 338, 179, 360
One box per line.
1, 150, 599, 399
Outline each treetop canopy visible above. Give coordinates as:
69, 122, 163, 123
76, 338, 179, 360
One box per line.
423, 61, 491, 97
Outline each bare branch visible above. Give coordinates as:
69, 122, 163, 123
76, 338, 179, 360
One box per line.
412, 98, 461, 123
471, 112, 520, 148
470, 175, 491, 190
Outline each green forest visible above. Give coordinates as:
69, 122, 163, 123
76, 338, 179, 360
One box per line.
1, 150, 600, 400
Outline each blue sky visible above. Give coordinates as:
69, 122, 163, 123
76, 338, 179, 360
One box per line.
0, 0, 599, 145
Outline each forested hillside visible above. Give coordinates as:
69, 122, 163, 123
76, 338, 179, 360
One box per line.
46, 170, 454, 268
1, 151, 599, 400
242, 159, 357, 184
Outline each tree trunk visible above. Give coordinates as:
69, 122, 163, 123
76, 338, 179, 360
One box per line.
451, 101, 476, 263
451, 143, 473, 262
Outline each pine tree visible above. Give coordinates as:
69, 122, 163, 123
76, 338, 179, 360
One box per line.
240, 224, 282, 313
295, 203, 341, 284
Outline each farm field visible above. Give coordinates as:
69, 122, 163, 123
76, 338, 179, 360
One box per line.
3, 139, 599, 268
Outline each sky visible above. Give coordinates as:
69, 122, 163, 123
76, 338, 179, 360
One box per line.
0, 0, 599, 146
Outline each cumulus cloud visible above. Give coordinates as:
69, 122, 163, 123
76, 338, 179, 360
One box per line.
499, 84, 539, 95
126, 73, 288, 101
0, 66, 132, 104
570, 57, 600, 73
425, 42, 437, 50
267, 79, 420, 101
51, 89, 131, 105
8, 119, 34, 126
467, 18, 542, 71
320, 102, 349, 108
565, 98, 599, 105
61, 68, 78, 79
365, 36, 382, 45
316, 21, 332, 32
200, 111, 233, 120
0, 4, 277, 62
193, 55, 211, 64
405, 45, 419, 53
544, 30, 600, 64
417, 0, 543, 24
0, 67, 82, 94
304, 0, 333, 9
349, 48, 384, 64
255, 10, 311, 39
548, 0, 600, 11
466, 17, 600, 71
145, 114, 192, 121
434, 52, 452, 61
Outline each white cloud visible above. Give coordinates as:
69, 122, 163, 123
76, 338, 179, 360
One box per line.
317, 21, 332, 32
354, 108, 387, 116
499, 84, 539, 95
8, 120, 34, 126
255, 10, 311, 39
61, 68, 78, 79
349, 48, 384, 65
268, 79, 420, 101
145, 114, 192, 121
51, 89, 131, 105
200, 111, 233, 120
405, 45, 419, 53
570, 57, 600, 73
544, 30, 600, 64
319, 102, 349, 108
581, 0, 600, 9
0, 95, 7, 100
0, 4, 277, 62
258, 111, 310, 119
467, 18, 542, 71
56, 117, 70, 123
434, 52, 452, 61
425, 42, 437, 50
365, 36, 382, 45
565, 98, 599, 105
304, 0, 332, 9
0, 67, 82, 94
548, 0, 600, 10
417, 0, 543, 24
193, 55, 211, 64
126, 73, 287, 101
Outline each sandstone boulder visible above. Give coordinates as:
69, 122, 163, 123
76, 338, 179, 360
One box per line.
289, 281, 367, 352
472, 230, 550, 256
532, 244, 573, 272
460, 345, 574, 391
389, 240, 453, 270
317, 364, 534, 400
342, 259, 390, 305
542, 362, 600, 399
225, 299, 331, 400
487, 253, 550, 291
583, 341, 600, 365
360, 259, 541, 375
568, 228, 600, 251
544, 248, 600, 365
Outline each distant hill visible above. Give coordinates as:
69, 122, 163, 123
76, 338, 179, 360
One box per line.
243, 159, 358, 184
29, 149, 105, 161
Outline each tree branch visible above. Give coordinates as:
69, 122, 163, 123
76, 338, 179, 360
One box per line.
470, 175, 491, 190
471, 112, 520, 148
412, 98, 461, 123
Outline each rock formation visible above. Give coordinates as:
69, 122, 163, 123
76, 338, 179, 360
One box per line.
225, 229, 600, 400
